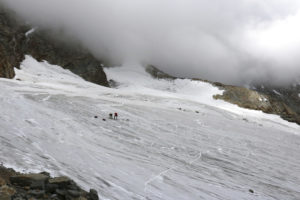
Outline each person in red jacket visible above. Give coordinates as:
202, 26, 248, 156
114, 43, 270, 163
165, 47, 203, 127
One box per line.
114, 112, 118, 120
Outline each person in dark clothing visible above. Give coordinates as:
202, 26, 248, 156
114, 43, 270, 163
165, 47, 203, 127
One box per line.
114, 112, 118, 120
109, 113, 113, 119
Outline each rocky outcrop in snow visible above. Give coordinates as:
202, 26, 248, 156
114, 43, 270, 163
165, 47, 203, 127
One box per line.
213, 83, 300, 125
0, 165, 99, 200
0, 5, 108, 86
0, 6, 24, 79
253, 84, 300, 123
144, 66, 300, 125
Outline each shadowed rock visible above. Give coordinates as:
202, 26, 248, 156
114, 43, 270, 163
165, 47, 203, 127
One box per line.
48, 176, 71, 188
0, 4, 108, 87
1, 166, 100, 200
10, 173, 49, 188
146, 65, 176, 80
213, 83, 300, 125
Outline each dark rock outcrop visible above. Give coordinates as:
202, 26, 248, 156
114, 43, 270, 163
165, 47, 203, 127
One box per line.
0, 4, 108, 86
146, 65, 176, 80
0, 165, 99, 200
145, 65, 300, 125
0, 6, 24, 78
213, 83, 300, 125
10, 173, 48, 188
253, 84, 300, 122
24, 30, 109, 86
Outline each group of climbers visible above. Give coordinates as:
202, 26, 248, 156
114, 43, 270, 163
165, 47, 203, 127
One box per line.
109, 112, 118, 120
95, 112, 118, 121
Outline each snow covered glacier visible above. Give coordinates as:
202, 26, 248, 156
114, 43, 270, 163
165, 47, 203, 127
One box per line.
1, 56, 300, 200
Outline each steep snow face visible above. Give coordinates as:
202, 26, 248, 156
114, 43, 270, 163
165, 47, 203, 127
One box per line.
1, 56, 300, 200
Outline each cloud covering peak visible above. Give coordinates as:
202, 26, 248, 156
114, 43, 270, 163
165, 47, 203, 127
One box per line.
2, 0, 300, 85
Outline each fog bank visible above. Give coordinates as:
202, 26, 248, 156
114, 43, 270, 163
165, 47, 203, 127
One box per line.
2, 0, 300, 85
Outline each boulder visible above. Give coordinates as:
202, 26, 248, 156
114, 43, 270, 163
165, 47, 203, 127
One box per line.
67, 190, 80, 198
0, 165, 98, 200
46, 183, 59, 193
88, 189, 99, 200
55, 188, 67, 196
76, 197, 87, 200
49, 176, 71, 188
0, 177, 6, 186
10, 173, 49, 188
0, 185, 16, 196
0, 185, 16, 200
0, 194, 11, 200
28, 190, 45, 198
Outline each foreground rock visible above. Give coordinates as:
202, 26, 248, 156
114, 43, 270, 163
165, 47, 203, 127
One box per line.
0, 165, 99, 200
0, 4, 108, 87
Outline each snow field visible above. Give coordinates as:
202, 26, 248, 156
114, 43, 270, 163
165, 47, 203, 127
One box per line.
0, 56, 299, 200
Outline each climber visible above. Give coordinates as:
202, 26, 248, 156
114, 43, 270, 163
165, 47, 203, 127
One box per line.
109, 113, 113, 119
114, 112, 118, 120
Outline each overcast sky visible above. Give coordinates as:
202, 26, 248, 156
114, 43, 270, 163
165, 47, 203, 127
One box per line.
2, 0, 300, 85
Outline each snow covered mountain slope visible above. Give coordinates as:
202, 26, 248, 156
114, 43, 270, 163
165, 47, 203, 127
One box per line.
1, 56, 300, 200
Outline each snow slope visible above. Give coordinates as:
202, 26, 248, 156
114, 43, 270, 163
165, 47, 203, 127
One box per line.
1, 56, 300, 200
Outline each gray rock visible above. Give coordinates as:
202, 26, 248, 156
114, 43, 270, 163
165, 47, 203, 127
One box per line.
50, 194, 59, 200
0, 194, 11, 200
0, 185, 16, 196
67, 184, 79, 191
10, 174, 48, 188
28, 190, 45, 198
46, 183, 59, 193
55, 189, 67, 196
11, 197, 26, 200
89, 189, 98, 200
49, 177, 71, 188
67, 190, 80, 197
39, 171, 50, 177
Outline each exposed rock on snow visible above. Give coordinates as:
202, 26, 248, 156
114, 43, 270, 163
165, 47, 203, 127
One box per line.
0, 5, 25, 79
213, 85, 271, 110
213, 83, 300, 125
253, 83, 300, 124
10, 173, 48, 187
144, 65, 300, 125
0, 4, 108, 86
0, 165, 99, 200
145, 65, 176, 80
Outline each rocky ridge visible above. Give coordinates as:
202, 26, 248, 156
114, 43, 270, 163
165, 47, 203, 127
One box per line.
212, 83, 300, 125
252, 84, 300, 122
146, 67, 300, 125
0, 165, 99, 200
0, 5, 108, 86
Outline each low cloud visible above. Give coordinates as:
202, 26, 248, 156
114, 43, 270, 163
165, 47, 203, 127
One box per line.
2, 0, 300, 85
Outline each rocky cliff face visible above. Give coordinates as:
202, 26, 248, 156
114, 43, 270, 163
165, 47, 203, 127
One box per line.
0, 6, 23, 78
0, 5, 108, 86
